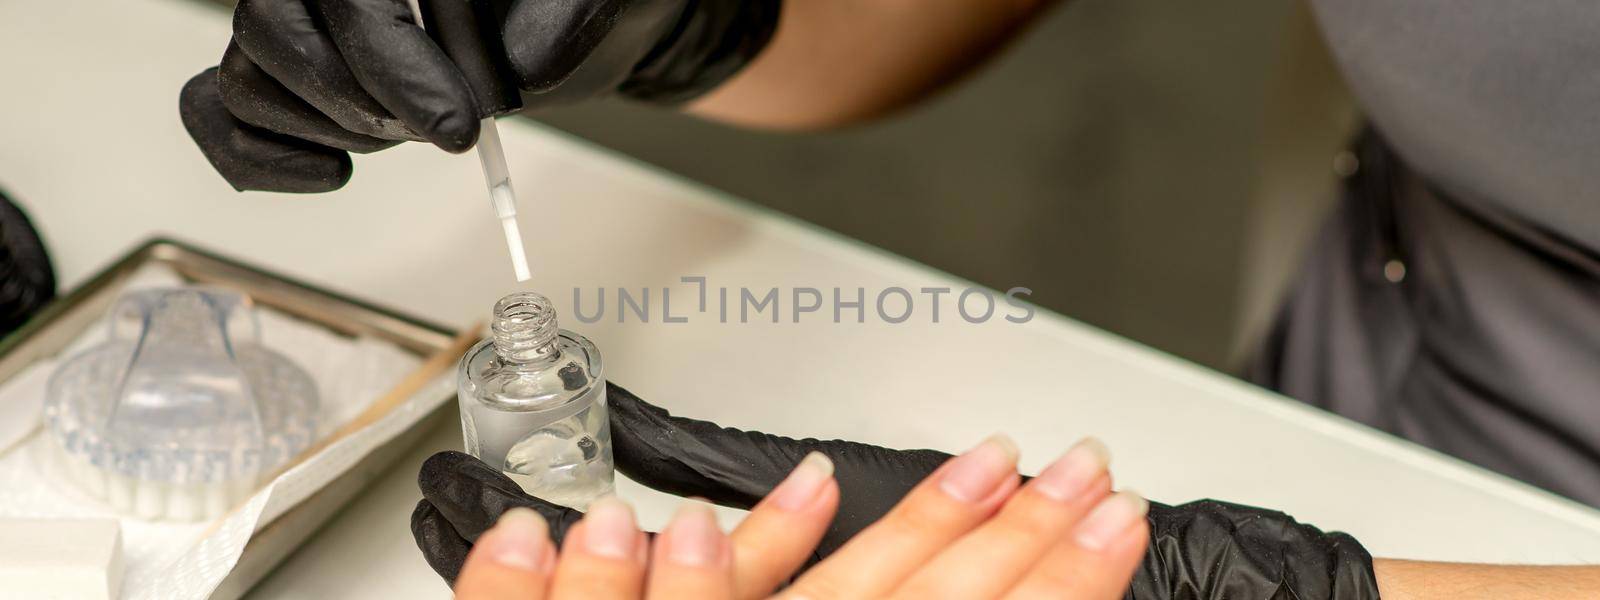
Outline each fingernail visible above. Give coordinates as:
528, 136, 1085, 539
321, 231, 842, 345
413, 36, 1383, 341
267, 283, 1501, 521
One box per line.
664, 501, 726, 567
1074, 491, 1149, 551
1033, 438, 1111, 502
938, 434, 1020, 503
479, 508, 551, 571
580, 496, 639, 560
770, 452, 835, 511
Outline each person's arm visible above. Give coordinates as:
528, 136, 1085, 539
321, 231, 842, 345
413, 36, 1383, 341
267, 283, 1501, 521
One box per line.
415, 385, 1384, 598
181, 0, 1058, 191
1375, 559, 1600, 600
414, 385, 1600, 599
687, 0, 1062, 130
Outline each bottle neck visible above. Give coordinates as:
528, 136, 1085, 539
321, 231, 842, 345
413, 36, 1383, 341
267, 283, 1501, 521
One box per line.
491, 292, 561, 365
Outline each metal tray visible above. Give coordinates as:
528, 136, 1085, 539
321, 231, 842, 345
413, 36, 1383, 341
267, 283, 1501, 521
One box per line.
0, 237, 459, 599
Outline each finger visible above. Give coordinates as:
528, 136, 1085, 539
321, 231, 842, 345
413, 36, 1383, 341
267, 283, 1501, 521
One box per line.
730, 452, 840, 598
218, 41, 400, 153
231, 0, 418, 141
454, 508, 557, 600
549, 497, 648, 600
607, 383, 947, 556
785, 436, 1022, 599
310, 0, 479, 152
411, 500, 474, 585
1004, 492, 1151, 600
179, 67, 352, 193
503, 0, 684, 103
890, 439, 1113, 599
418, 451, 584, 546
501, 0, 629, 93
646, 502, 737, 600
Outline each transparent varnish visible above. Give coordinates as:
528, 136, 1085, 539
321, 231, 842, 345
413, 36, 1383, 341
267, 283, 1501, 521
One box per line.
458, 292, 614, 509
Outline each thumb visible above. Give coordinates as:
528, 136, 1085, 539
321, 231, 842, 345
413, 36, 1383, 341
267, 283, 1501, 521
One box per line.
417, 451, 586, 545
418, 452, 658, 586
607, 383, 953, 554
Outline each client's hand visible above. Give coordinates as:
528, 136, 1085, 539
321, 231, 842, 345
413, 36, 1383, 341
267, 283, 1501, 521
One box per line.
413, 383, 1380, 599
450, 438, 1148, 599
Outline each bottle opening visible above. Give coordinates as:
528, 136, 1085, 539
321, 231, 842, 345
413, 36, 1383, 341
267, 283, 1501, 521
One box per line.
491, 292, 560, 364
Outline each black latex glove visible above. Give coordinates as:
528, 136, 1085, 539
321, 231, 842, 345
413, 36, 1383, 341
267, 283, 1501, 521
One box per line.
178, 0, 781, 192
412, 384, 1381, 599
0, 187, 54, 336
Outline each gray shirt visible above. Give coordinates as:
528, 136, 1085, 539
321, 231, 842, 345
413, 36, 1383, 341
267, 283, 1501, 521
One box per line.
1314, 0, 1600, 248
1255, 1, 1600, 505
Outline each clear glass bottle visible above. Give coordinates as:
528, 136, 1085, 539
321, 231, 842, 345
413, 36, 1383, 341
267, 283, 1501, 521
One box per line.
458, 292, 614, 509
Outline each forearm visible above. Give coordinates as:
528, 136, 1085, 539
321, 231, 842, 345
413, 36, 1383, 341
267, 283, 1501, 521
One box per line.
1376, 559, 1600, 599
685, 0, 1060, 130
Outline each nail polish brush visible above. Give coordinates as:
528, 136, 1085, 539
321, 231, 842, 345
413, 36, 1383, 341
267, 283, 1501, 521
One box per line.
412, 0, 533, 282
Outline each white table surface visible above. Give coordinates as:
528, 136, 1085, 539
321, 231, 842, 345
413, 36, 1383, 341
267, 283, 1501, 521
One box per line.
5, 0, 1600, 597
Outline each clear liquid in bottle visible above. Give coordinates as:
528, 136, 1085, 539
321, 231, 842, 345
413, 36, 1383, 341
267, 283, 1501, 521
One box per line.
458, 292, 614, 509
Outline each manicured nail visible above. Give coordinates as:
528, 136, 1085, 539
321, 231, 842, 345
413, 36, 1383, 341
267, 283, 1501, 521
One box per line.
479, 508, 551, 571
938, 434, 1020, 503
1033, 438, 1111, 502
1073, 491, 1149, 551
580, 496, 639, 560
770, 452, 835, 511
664, 501, 726, 567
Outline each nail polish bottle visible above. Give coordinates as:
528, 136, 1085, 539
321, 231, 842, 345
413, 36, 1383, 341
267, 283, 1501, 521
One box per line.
458, 292, 614, 509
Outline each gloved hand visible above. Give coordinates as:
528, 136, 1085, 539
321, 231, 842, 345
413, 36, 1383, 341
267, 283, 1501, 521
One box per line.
412, 384, 1381, 599
0, 187, 54, 335
178, 0, 781, 192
